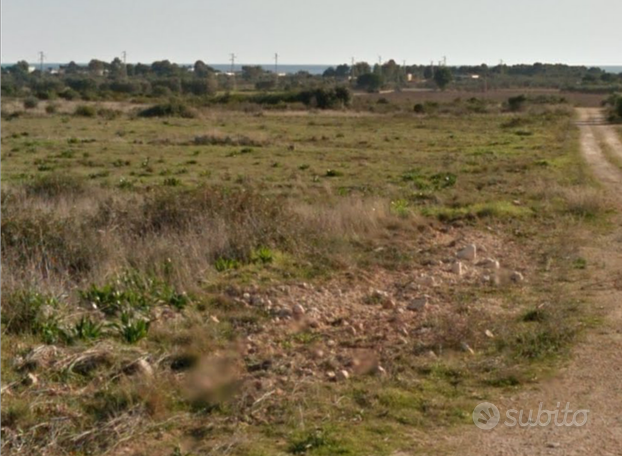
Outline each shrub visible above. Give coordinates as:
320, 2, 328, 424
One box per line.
23, 97, 39, 109
138, 101, 197, 118
74, 104, 97, 117
45, 103, 59, 114
297, 87, 352, 109
508, 95, 527, 112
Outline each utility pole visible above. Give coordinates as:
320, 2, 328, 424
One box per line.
121, 51, 128, 78
229, 53, 237, 90
274, 52, 278, 74
229, 53, 236, 74
38, 51, 45, 74
442, 56, 447, 67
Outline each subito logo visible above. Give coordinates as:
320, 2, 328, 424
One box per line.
472, 402, 500, 430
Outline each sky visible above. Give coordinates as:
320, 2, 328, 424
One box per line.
2, 0, 621, 66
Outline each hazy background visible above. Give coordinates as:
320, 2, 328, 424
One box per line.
2, 0, 621, 65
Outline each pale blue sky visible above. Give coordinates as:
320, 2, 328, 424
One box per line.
2, 0, 621, 65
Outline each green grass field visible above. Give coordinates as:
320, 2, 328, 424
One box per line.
0, 101, 611, 456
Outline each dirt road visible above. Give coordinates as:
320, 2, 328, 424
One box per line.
438, 109, 622, 455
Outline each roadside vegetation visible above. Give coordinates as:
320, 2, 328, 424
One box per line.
1, 92, 613, 455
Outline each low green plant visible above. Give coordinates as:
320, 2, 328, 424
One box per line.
72, 316, 103, 341
113, 311, 150, 344
214, 257, 241, 272
252, 246, 274, 264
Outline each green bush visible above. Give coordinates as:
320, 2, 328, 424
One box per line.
74, 105, 97, 117
23, 97, 39, 109
508, 95, 527, 112
138, 100, 197, 118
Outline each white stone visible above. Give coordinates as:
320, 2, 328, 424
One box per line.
457, 244, 477, 261
452, 261, 465, 276
510, 271, 524, 283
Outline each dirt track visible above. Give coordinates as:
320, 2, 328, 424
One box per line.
437, 109, 622, 455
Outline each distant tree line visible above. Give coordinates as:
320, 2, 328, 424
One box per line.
321, 61, 622, 92
2, 58, 621, 101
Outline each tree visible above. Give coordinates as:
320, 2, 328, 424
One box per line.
10, 61, 30, 76
433, 67, 453, 90
356, 73, 383, 92
423, 66, 434, 79
194, 60, 214, 77
241, 65, 265, 81
88, 59, 106, 75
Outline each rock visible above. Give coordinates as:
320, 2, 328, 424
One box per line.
460, 342, 475, 355
242, 293, 252, 303
479, 258, 500, 270
418, 275, 438, 287
250, 295, 264, 306
134, 359, 154, 378
382, 299, 397, 310
452, 261, 465, 276
376, 365, 387, 376
426, 350, 438, 359
124, 358, 154, 378
408, 295, 430, 311
457, 244, 477, 261
292, 304, 306, 319
510, 271, 524, 283
23, 373, 39, 386
210, 315, 220, 323
546, 442, 561, 449
327, 371, 336, 381
336, 370, 350, 381
277, 307, 293, 318
485, 330, 495, 339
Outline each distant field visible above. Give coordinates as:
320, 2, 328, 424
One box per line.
1, 102, 580, 200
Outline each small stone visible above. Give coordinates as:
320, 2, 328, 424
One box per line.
479, 258, 500, 270
408, 296, 429, 311
510, 271, 524, 283
210, 315, 220, 323
278, 307, 293, 318
382, 299, 397, 310
242, 293, 252, 303
460, 342, 475, 355
546, 442, 561, 449
376, 365, 387, 376
457, 244, 477, 261
292, 304, 306, 319
134, 359, 154, 378
24, 373, 39, 386
418, 275, 438, 287
485, 330, 495, 339
336, 370, 350, 381
327, 371, 336, 381
426, 350, 438, 359
452, 261, 465, 276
